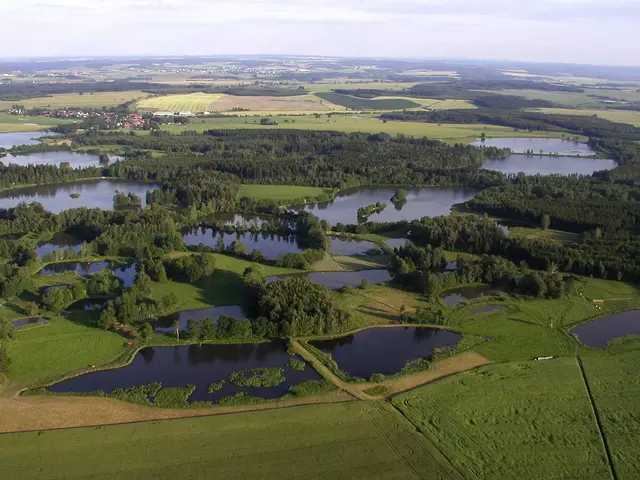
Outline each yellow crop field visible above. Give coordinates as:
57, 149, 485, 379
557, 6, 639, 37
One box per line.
137, 93, 223, 112
0, 91, 148, 110
372, 97, 476, 110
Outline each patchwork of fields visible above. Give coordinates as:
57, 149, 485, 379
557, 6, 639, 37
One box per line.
0, 91, 148, 110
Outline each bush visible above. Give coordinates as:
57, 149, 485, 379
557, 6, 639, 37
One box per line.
216, 392, 270, 406
153, 385, 196, 408
369, 373, 386, 383
287, 358, 306, 371
208, 380, 226, 393
228, 367, 286, 388
288, 380, 335, 397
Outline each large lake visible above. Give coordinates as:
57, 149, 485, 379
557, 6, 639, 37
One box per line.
570, 310, 640, 348
1, 151, 121, 168
472, 137, 596, 155
0, 179, 160, 212
309, 327, 462, 378
298, 187, 477, 225
47, 343, 321, 404
481, 155, 618, 176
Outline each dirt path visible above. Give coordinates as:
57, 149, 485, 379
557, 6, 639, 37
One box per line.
0, 391, 352, 434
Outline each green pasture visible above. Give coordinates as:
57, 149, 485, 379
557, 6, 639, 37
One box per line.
0, 91, 148, 110
0, 402, 461, 480
533, 107, 640, 127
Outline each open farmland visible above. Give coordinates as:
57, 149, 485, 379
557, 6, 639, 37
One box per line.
372, 97, 476, 110
533, 107, 640, 126
0, 402, 462, 480
393, 358, 614, 480
0, 113, 75, 132
315, 92, 422, 110
0, 91, 148, 110
137, 93, 223, 112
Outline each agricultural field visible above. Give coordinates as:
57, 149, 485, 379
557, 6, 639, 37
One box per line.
137, 93, 343, 114
163, 114, 571, 143
0, 91, 148, 110
485, 88, 640, 108
393, 358, 614, 480
237, 184, 332, 201
371, 97, 475, 110
0, 113, 75, 133
533, 107, 640, 126
0, 402, 461, 480
305, 81, 419, 93
315, 92, 422, 110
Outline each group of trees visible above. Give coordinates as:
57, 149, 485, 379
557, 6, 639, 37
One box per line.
164, 254, 216, 283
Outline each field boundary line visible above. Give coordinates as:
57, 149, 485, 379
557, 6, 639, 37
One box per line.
576, 356, 618, 480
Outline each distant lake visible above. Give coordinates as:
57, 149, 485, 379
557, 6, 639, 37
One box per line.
298, 187, 477, 225
481, 155, 618, 176
0, 131, 60, 149
267, 270, 392, 290
309, 327, 462, 378
570, 310, 640, 348
0, 179, 160, 213
47, 343, 321, 404
472, 137, 596, 155
1, 151, 121, 168
181, 228, 302, 260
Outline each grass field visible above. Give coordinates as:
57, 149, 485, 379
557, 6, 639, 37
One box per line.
372, 97, 476, 110
315, 92, 422, 110
582, 350, 640, 479
163, 114, 570, 143
486, 88, 640, 109
238, 184, 332, 201
0, 113, 75, 133
137, 92, 223, 112
533, 107, 640, 126
0, 91, 148, 110
0, 402, 462, 480
393, 358, 613, 480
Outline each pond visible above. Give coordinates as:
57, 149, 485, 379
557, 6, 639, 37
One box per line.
309, 327, 462, 378
0, 131, 46, 148
570, 310, 640, 348
10, 317, 48, 329
1, 151, 121, 168
47, 343, 321, 404
481, 155, 617, 176
442, 285, 495, 307
181, 228, 301, 260
328, 237, 379, 256
298, 187, 477, 225
0, 179, 161, 213
210, 213, 271, 228
267, 270, 392, 290
155, 305, 248, 333
38, 261, 136, 287
35, 232, 83, 257
471, 137, 596, 155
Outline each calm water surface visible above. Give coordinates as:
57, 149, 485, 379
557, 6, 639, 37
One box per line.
442, 285, 495, 307
267, 270, 392, 290
47, 343, 321, 403
38, 261, 136, 286
310, 327, 462, 378
35, 232, 82, 257
472, 137, 595, 155
0, 179, 160, 213
0, 131, 53, 148
570, 310, 640, 348
329, 237, 378, 256
181, 228, 301, 260
299, 187, 476, 225
481, 155, 617, 176
2, 151, 121, 168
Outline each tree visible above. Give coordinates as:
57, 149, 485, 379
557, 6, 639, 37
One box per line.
139, 322, 153, 342
24, 302, 38, 317
541, 214, 551, 230
98, 304, 118, 330
186, 319, 202, 341
201, 316, 217, 340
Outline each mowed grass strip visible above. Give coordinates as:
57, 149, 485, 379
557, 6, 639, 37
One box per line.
582, 350, 640, 480
238, 184, 331, 201
137, 92, 223, 112
393, 358, 613, 480
0, 402, 461, 480
0, 91, 148, 110
315, 92, 422, 110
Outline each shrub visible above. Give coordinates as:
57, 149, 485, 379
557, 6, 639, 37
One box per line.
208, 380, 226, 393
287, 358, 306, 371
288, 380, 335, 397
228, 367, 286, 388
153, 385, 196, 408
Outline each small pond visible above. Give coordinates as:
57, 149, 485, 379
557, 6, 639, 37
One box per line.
329, 237, 379, 256
570, 310, 640, 348
298, 187, 477, 225
471, 137, 596, 155
35, 232, 83, 258
10, 317, 48, 329
155, 305, 248, 333
47, 343, 321, 404
38, 261, 136, 287
442, 285, 495, 307
309, 327, 462, 378
1, 151, 121, 168
181, 228, 301, 260
267, 270, 392, 290
0, 179, 161, 213
481, 155, 617, 176
0, 131, 60, 149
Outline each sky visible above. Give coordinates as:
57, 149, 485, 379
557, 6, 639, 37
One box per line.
0, 0, 638, 65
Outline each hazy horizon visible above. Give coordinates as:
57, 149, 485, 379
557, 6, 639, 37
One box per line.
0, 0, 639, 66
